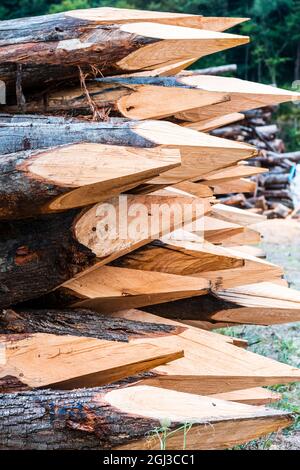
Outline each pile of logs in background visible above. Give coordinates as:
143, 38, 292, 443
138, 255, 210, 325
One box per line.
212, 104, 299, 218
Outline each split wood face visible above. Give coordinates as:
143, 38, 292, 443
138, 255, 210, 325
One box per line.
0, 143, 181, 218
0, 21, 249, 91
0, 385, 291, 450
0, 192, 208, 308
1, 79, 229, 120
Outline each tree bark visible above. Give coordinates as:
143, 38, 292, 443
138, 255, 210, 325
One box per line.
0, 210, 95, 308
0, 115, 156, 155
0, 308, 176, 342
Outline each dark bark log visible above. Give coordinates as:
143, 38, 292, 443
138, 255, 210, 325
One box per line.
0, 384, 161, 450
0, 115, 157, 155
0, 308, 176, 342
0, 210, 95, 308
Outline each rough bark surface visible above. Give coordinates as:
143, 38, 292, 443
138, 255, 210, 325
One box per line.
0, 115, 155, 154
0, 210, 95, 308
0, 149, 73, 218
0, 308, 177, 341
0, 385, 161, 450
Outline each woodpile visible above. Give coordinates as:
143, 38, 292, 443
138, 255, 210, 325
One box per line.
208, 105, 297, 218
0, 7, 300, 450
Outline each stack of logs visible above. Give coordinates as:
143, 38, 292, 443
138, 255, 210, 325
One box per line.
211, 104, 299, 218
1, 7, 300, 451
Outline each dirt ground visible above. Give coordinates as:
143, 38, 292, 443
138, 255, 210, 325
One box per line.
219, 219, 300, 450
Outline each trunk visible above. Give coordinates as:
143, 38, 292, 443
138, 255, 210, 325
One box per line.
54, 265, 210, 313
2, 76, 228, 120
108, 309, 300, 393
112, 239, 244, 275
172, 74, 300, 122
0, 18, 248, 91
0, 193, 207, 307
182, 112, 245, 132
0, 312, 182, 391
0, 143, 180, 218
0, 115, 256, 183
0, 385, 291, 450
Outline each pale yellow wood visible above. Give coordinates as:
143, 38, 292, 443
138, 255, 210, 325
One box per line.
108, 309, 300, 394
117, 24, 249, 72
115, 308, 247, 347
133, 120, 257, 184
201, 164, 268, 184
117, 86, 229, 120
0, 333, 182, 390
183, 113, 245, 132
174, 181, 213, 197
67, 7, 248, 31
174, 75, 300, 122
114, 239, 244, 275
24, 143, 181, 211
72, 193, 210, 264
211, 178, 257, 195
67, 266, 210, 312
211, 203, 266, 226
209, 387, 282, 405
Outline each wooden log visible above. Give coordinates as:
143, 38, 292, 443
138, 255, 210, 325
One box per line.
0, 115, 257, 183
109, 309, 300, 393
3, 307, 299, 398
174, 181, 213, 197
211, 203, 266, 225
0, 193, 208, 307
172, 75, 300, 122
0, 20, 249, 91
112, 239, 244, 275
0, 385, 291, 450
182, 113, 245, 132
2, 76, 229, 120
0, 309, 184, 391
0, 144, 181, 218
210, 178, 257, 195
144, 281, 300, 326
0, 7, 248, 34
58, 266, 210, 312
200, 164, 268, 185
210, 387, 282, 406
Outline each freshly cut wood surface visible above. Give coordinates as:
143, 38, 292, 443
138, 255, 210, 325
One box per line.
183, 113, 245, 132
211, 178, 257, 195
211, 203, 266, 225
0, 385, 291, 450
210, 387, 282, 405
0, 7, 248, 31
110, 309, 300, 394
63, 266, 210, 312
209, 282, 300, 324
0, 116, 256, 183
113, 239, 244, 275
0, 22, 249, 90
201, 164, 267, 184
0, 193, 209, 308
0, 143, 181, 218
2, 77, 229, 120
144, 282, 300, 327
173, 75, 300, 122
0, 332, 182, 391
174, 181, 213, 197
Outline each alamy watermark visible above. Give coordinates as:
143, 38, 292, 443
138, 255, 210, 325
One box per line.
93, 195, 205, 242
